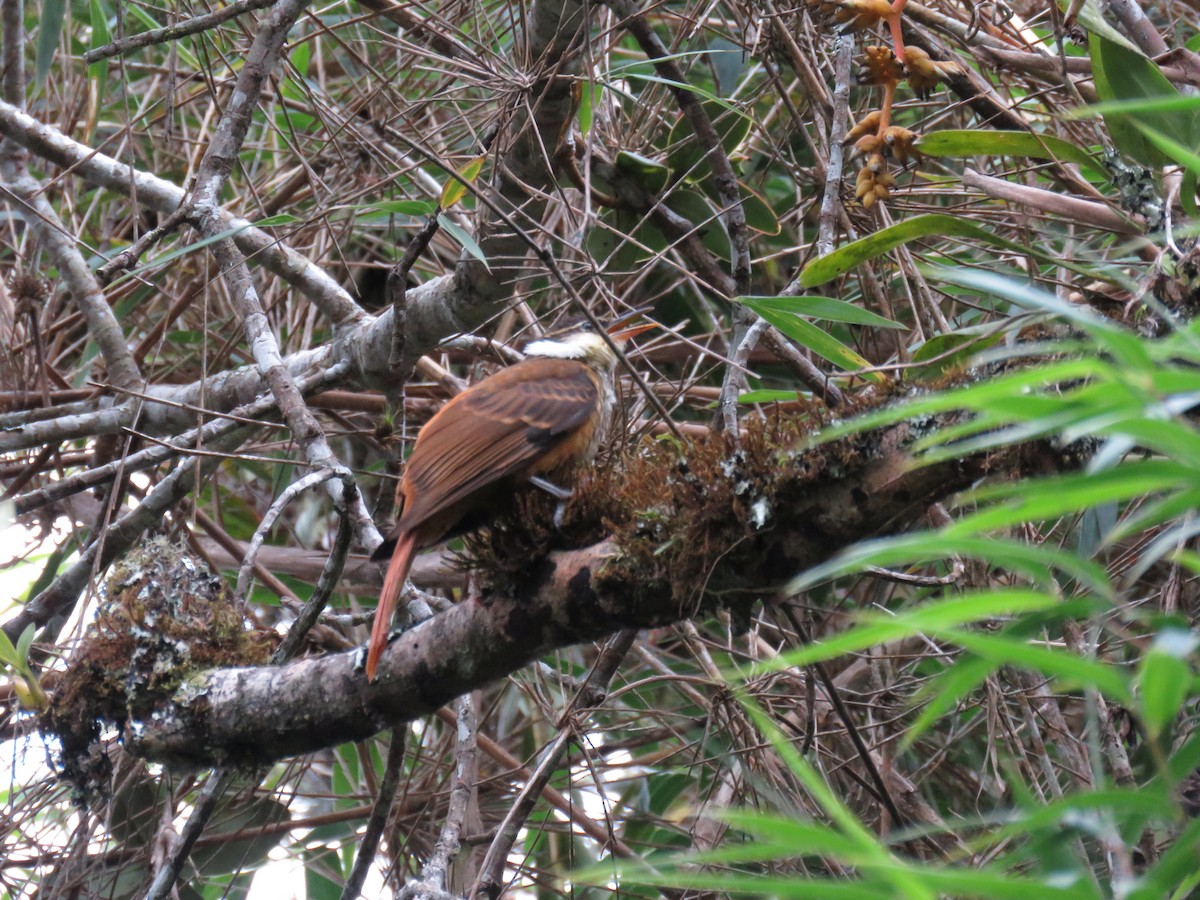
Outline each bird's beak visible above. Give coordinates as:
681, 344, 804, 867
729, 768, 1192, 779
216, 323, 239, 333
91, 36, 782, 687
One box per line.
607, 307, 658, 342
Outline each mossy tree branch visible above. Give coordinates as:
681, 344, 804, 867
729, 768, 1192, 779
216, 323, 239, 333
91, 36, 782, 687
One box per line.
125, 415, 1065, 768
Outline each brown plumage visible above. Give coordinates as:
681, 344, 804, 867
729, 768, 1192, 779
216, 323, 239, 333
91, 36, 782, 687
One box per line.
365, 314, 655, 681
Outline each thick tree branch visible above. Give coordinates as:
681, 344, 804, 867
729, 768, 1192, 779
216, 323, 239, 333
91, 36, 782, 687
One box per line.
127, 423, 1057, 767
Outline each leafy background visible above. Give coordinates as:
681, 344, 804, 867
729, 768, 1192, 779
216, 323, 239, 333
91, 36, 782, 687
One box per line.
2, 0, 1200, 897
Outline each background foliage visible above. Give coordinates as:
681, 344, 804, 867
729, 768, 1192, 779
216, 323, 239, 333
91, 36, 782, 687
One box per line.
2, 0, 1200, 897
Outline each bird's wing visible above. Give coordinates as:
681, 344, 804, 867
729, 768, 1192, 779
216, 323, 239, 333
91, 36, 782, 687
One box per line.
395, 357, 599, 531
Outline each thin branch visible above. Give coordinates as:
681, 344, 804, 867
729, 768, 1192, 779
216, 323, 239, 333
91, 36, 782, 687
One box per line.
0, 0, 141, 393
84, 0, 279, 63
402, 692, 479, 899
962, 168, 1141, 235
817, 37, 854, 259
235, 467, 338, 600
0, 99, 366, 326
340, 729, 409, 900
472, 629, 637, 899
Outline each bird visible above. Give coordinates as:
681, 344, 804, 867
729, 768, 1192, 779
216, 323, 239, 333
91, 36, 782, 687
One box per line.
364, 309, 657, 681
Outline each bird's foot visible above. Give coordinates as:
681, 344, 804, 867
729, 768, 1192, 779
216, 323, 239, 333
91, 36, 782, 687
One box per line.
529, 475, 573, 529
529, 475, 573, 500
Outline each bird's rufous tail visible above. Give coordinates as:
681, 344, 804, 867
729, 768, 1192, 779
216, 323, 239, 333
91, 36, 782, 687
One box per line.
366, 530, 418, 681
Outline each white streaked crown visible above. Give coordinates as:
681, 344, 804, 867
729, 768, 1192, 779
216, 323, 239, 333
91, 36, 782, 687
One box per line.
524, 332, 617, 369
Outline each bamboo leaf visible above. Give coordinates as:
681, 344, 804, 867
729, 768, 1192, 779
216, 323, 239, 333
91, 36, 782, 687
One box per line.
914, 129, 1099, 170
437, 214, 489, 269
37, 0, 67, 84
737, 295, 903, 329
440, 155, 486, 209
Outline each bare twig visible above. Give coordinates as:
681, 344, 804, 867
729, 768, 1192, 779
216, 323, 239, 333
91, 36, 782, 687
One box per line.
145, 770, 239, 900
271, 496, 357, 662
0, 0, 141, 391
341, 729, 409, 900
817, 37, 854, 258
962, 168, 1141, 235
1101, 0, 1169, 57
402, 692, 479, 899
472, 629, 638, 899
85, 0, 280, 63
235, 467, 339, 600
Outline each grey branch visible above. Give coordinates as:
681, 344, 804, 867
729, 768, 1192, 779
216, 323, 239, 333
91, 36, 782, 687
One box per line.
84, 0, 280, 63
128, 423, 1051, 767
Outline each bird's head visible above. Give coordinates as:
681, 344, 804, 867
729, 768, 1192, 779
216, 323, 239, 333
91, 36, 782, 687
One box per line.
524, 308, 657, 370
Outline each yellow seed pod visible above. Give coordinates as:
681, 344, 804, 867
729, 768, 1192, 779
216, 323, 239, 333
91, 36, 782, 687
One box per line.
844, 110, 883, 144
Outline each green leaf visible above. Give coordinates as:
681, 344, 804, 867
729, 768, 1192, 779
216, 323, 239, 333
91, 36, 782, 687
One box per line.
437, 214, 490, 269
363, 199, 438, 218
290, 40, 311, 79
577, 81, 602, 136
952, 461, 1197, 535
942, 629, 1133, 704
910, 331, 1003, 379
0, 627, 19, 667
1059, 0, 1140, 52
751, 590, 1060, 674
14, 624, 36, 662
1138, 632, 1197, 737
1134, 122, 1200, 174
191, 796, 289, 875
740, 182, 780, 234
666, 98, 752, 179
737, 294, 903, 329
252, 213, 300, 227
665, 189, 728, 258
1073, 94, 1200, 118
1089, 34, 1200, 166
36, 0, 67, 84
914, 129, 1099, 170
742, 303, 879, 382
303, 845, 344, 900
798, 214, 1120, 289
439, 155, 486, 209
614, 151, 670, 194
738, 389, 800, 404
88, 0, 110, 94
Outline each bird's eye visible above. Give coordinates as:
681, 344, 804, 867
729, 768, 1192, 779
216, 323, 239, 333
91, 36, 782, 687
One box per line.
579, 321, 595, 332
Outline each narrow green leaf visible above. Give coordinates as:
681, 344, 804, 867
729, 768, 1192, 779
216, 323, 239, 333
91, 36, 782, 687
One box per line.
1134, 122, 1200, 174
788, 532, 1114, 599
740, 182, 780, 235
799, 214, 1119, 289
14, 624, 36, 662
910, 331, 1002, 379
0, 627, 19, 667
951, 461, 1196, 534
752, 590, 1060, 674
437, 214, 489, 269
1138, 631, 1197, 737
88, 0, 110, 95
252, 213, 300, 227
440, 155, 486, 209
1059, 0, 1140, 51
737, 295, 903, 329
614, 150, 670, 193
37, 0, 67, 84
1073, 94, 1200, 118
577, 81, 601, 136
1089, 33, 1200, 166
738, 389, 799, 404
364, 200, 438, 218
914, 129, 1099, 170
941, 629, 1133, 704
623, 73, 742, 113
738, 298, 880, 381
